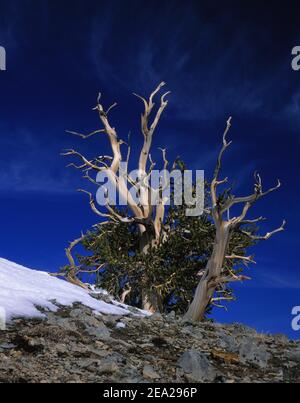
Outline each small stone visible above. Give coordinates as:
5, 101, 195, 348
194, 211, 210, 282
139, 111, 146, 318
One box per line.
87, 347, 110, 358
85, 322, 110, 339
218, 334, 238, 352
78, 358, 97, 369
231, 323, 257, 336
140, 343, 154, 348
143, 365, 160, 380
0, 343, 16, 350
94, 340, 109, 349
98, 361, 119, 375
166, 311, 176, 320
69, 307, 91, 319
116, 322, 126, 329
55, 343, 68, 356
149, 312, 163, 321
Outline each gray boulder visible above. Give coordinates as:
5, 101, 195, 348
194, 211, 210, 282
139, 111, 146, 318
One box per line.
177, 349, 216, 382
239, 339, 270, 368
287, 349, 300, 363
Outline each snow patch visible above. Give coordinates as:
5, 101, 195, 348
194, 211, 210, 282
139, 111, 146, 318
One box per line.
116, 322, 126, 329
0, 257, 133, 321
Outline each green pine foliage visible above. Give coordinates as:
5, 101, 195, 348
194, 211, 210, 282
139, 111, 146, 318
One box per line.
71, 184, 257, 315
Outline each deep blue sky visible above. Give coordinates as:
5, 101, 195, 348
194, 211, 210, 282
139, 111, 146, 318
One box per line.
0, 0, 299, 338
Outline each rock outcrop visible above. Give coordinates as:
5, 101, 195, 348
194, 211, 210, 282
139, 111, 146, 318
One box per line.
0, 298, 299, 383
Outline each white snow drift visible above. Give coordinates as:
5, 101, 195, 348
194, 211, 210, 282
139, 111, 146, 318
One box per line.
0, 257, 136, 322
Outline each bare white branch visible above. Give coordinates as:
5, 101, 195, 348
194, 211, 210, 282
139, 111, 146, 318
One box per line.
242, 219, 286, 240
225, 254, 256, 264
66, 129, 105, 139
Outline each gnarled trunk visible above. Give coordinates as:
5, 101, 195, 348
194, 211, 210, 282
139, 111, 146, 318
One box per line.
138, 224, 163, 312
142, 288, 163, 313
185, 224, 229, 321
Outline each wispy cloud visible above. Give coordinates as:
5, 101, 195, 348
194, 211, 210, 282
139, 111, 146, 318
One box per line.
257, 270, 300, 289
0, 161, 75, 194
240, 266, 300, 290
88, 2, 300, 128
0, 126, 77, 194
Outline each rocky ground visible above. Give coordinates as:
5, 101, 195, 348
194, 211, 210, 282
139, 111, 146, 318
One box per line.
0, 295, 299, 383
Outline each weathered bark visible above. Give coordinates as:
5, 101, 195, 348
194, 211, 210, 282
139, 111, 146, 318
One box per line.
185, 224, 229, 321
138, 224, 163, 312
138, 225, 154, 254
142, 289, 163, 313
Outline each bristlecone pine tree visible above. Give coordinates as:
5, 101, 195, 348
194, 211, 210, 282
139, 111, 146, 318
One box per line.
60, 83, 285, 320
184, 118, 285, 321
61, 82, 175, 311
